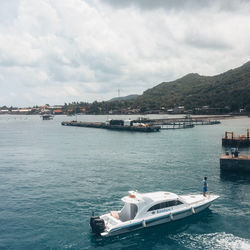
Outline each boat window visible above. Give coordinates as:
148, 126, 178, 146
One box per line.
148, 204, 160, 211
148, 200, 183, 211
168, 200, 183, 207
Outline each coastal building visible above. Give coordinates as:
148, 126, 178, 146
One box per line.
173, 106, 185, 114
53, 109, 63, 115
11, 108, 32, 114
0, 109, 9, 114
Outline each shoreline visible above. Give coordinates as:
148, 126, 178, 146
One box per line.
0, 114, 248, 119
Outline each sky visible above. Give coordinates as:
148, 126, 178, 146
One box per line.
0, 0, 250, 107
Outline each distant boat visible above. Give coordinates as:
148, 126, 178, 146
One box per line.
41, 114, 53, 120
90, 190, 219, 236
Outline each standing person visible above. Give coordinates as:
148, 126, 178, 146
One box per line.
231, 148, 235, 157
234, 148, 239, 157
203, 177, 208, 197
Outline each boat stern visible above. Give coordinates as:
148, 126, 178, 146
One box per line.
90, 215, 106, 235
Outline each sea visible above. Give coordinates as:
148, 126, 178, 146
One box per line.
0, 114, 250, 250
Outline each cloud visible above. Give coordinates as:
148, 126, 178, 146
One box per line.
0, 0, 250, 106
0, 0, 20, 25
101, 0, 250, 12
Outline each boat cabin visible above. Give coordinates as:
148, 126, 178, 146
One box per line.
110, 191, 185, 221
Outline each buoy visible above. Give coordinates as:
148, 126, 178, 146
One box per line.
142, 220, 146, 227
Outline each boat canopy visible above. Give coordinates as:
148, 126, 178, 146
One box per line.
119, 202, 138, 222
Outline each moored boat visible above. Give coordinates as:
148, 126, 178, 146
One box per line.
90, 190, 219, 236
41, 114, 53, 120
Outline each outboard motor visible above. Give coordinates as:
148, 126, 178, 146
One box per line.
90, 214, 105, 234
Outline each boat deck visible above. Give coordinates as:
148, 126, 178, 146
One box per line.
180, 194, 205, 205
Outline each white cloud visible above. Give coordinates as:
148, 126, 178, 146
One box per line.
0, 0, 250, 106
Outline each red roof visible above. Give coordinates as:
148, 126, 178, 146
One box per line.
53, 109, 63, 113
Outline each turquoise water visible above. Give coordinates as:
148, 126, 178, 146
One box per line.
0, 115, 250, 249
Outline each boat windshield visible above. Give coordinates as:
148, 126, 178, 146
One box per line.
119, 203, 138, 222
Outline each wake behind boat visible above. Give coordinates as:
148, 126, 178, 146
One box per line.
90, 190, 219, 236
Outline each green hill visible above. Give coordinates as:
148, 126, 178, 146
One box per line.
109, 94, 139, 102
132, 61, 250, 111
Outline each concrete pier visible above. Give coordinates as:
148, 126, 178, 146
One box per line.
220, 155, 250, 172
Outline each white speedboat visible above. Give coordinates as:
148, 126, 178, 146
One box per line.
90, 190, 219, 236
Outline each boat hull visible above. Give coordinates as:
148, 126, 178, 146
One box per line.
102, 201, 212, 236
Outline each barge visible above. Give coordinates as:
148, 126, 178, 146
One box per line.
61, 120, 160, 132
222, 129, 250, 147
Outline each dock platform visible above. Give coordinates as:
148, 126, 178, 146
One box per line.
160, 123, 194, 130
146, 117, 220, 127
61, 121, 160, 132
220, 154, 250, 172
222, 130, 250, 147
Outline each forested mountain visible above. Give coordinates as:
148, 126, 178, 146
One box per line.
62, 61, 250, 114
131, 61, 250, 111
